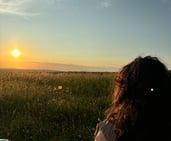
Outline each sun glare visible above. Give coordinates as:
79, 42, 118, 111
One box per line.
11, 49, 21, 58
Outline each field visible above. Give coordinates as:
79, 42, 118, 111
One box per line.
0, 70, 116, 141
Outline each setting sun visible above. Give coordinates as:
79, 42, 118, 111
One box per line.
11, 49, 21, 58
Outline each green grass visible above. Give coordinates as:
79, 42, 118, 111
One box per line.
0, 71, 115, 141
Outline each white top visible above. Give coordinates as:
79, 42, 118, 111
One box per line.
94, 130, 108, 141
94, 130, 107, 141
94, 119, 116, 141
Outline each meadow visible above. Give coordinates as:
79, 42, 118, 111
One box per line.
0, 70, 116, 141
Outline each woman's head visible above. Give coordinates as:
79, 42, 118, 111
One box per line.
114, 56, 169, 105
106, 56, 170, 141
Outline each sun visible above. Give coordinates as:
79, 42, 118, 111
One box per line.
11, 49, 21, 58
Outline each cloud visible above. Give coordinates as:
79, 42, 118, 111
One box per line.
100, 0, 112, 8
0, 60, 118, 72
0, 0, 39, 16
44, 0, 63, 5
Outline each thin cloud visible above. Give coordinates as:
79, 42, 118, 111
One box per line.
100, 0, 112, 8
44, 0, 63, 5
0, 0, 39, 16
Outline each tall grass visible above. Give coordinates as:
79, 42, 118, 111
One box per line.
0, 71, 115, 141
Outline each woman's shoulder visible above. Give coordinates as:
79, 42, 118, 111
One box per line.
94, 119, 116, 141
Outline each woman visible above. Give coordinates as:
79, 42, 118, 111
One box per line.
94, 56, 171, 141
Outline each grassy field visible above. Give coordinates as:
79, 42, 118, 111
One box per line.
0, 70, 116, 141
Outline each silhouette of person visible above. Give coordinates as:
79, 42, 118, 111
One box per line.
94, 56, 171, 141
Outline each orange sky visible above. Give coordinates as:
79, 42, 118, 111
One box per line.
1, 0, 171, 71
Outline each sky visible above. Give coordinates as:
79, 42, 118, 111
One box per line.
0, 0, 171, 72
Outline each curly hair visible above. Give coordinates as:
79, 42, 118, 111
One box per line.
105, 56, 171, 141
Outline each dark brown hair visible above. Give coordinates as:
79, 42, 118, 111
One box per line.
106, 56, 171, 141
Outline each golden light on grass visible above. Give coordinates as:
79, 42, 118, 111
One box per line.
11, 49, 21, 58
